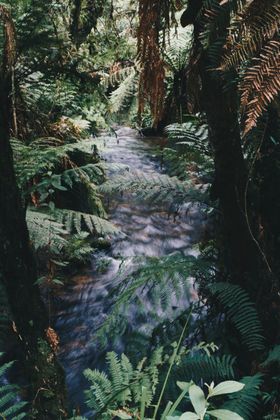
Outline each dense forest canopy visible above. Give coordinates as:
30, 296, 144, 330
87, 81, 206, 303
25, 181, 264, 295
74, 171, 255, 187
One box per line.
0, 0, 280, 419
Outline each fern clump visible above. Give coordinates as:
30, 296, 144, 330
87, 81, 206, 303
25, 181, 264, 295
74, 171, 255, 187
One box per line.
84, 349, 164, 417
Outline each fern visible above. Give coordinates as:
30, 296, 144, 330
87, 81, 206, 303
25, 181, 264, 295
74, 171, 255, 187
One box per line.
222, 373, 264, 419
109, 67, 138, 114
220, 0, 280, 133
84, 349, 164, 416
99, 170, 204, 210
0, 355, 27, 419
26, 209, 68, 252
53, 208, 118, 237
175, 353, 236, 383
209, 283, 265, 351
94, 254, 206, 342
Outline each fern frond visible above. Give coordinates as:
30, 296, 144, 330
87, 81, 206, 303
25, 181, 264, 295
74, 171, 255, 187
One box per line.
109, 68, 138, 114
26, 209, 68, 251
223, 373, 264, 419
209, 283, 265, 351
242, 52, 280, 134
84, 368, 112, 411
221, 3, 280, 70
240, 40, 280, 110
94, 255, 206, 342
176, 353, 236, 383
0, 356, 27, 418
99, 170, 203, 209
84, 349, 163, 415
53, 208, 119, 236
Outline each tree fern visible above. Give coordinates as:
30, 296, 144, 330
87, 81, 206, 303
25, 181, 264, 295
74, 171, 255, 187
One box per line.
220, 0, 280, 133
209, 283, 265, 351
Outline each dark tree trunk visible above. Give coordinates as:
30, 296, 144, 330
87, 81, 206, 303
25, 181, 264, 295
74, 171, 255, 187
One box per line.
201, 68, 258, 279
191, 5, 260, 285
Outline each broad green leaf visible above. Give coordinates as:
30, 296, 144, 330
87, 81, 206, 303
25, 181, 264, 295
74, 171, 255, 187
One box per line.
189, 385, 207, 416
179, 413, 200, 420
166, 417, 181, 420
208, 409, 243, 420
177, 381, 191, 391
208, 381, 245, 398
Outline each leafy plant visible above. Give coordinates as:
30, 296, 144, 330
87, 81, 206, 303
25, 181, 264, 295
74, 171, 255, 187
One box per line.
168, 380, 245, 420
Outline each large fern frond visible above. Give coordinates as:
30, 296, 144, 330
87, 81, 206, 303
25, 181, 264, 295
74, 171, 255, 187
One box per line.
109, 68, 138, 114
53, 208, 119, 237
99, 170, 204, 210
209, 283, 265, 351
84, 349, 164, 415
221, 2, 280, 70
94, 255, 207, 342
175, 353, 236, 383
220, 0, 280, 133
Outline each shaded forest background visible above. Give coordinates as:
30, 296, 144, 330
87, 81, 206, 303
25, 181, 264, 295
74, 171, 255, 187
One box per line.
0, 0, 280, 419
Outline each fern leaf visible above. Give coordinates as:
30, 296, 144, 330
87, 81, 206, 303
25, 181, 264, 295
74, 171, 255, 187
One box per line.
222, 374, 263, 419
53, 208, 119, 236
209, 283, 265, 351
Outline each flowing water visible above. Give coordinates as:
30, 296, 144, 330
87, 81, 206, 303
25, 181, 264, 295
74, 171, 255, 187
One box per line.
53, 127, 207, 412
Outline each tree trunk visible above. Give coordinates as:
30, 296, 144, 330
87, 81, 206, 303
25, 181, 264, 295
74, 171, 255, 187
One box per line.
192, 6, 260, 285
0, 7, 67, 418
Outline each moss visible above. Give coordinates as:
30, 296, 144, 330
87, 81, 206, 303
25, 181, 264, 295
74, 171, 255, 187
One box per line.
28, 338, 67, 419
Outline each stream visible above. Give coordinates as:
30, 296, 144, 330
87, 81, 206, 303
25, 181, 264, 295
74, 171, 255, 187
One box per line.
53, 127, 207, 413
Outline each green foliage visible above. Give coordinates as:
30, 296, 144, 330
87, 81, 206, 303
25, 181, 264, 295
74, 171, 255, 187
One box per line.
94, 254, 206, 341
176, 380, 245, 420
108, 67, 138, 114
0, 355, 27, 419
209, 283, 265, 351
53, 208, 118, 237
99, 170, 204, 211
163, 119, 212, 180
84, 349, 164, 416
83, 341, 262, 420
176, 354, 236, 384
222, 374, 264, 419
261, 345, 280, 367
26, 208, 68, 252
